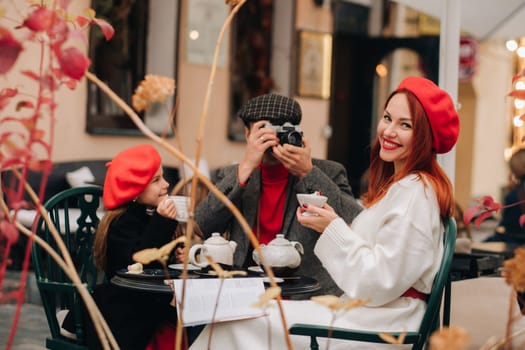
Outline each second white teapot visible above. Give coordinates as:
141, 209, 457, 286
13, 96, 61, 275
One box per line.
252, 234, 304, 270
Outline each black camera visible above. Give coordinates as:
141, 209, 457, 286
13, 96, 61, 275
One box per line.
264, 122, 303, 147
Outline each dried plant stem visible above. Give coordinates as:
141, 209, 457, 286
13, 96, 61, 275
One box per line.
325, 314, 336, 350
6, 170, 118, 349
86, 71, 293, 349
266, 313, 273, 350
206, 279, 226, 350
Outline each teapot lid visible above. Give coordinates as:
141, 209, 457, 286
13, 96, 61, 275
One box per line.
268, 234, 289, 246
205, 232, 228, 245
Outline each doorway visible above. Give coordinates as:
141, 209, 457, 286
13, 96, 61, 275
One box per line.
328, 35, 440, 197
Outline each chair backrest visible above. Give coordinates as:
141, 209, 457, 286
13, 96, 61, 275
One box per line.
415, 216, 457, 347
31, 186, 104, 349
289, 216, 457, 350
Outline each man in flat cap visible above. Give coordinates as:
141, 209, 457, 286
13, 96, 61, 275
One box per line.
195, 94, 362, 298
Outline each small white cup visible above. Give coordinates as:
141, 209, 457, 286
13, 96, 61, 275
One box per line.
297, 193, 328, 216
168, 195, 190, 222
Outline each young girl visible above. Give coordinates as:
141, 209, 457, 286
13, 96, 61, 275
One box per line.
189, 76, 460, 349
90, 144, 180, 350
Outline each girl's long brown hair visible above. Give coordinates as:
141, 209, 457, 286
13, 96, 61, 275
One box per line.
93, 207, 126, 270
364, 89, 455, 220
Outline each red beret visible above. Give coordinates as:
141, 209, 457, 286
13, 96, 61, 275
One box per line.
396, 77, 460, 154
103, 144, 161, 209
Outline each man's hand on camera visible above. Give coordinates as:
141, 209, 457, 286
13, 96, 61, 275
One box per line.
272, 136, 313, 179
238, 120, 279, 184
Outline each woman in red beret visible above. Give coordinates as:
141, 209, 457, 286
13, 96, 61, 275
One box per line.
189, 76, 460, 349
88, 144, 181, 350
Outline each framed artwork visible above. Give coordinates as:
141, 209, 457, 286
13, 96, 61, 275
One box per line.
296, 31, 333, 99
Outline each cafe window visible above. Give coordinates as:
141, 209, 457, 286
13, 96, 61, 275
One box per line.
87, 0, 179, 136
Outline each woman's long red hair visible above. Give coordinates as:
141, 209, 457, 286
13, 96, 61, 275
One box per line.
363, 89, 455, 220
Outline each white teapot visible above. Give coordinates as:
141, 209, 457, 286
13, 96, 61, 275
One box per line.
189, 233, 237, 268
252, 234, 304, 270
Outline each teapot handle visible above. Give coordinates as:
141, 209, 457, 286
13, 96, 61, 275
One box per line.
291, 241, 304, 255
188, 244, 209, 267
252, 244, 265, 265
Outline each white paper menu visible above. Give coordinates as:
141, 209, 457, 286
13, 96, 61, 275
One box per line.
169, 277, 267, 326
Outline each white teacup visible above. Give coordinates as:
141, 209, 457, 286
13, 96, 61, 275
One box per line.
297, 193, 328, 216
168, 195, 190, 222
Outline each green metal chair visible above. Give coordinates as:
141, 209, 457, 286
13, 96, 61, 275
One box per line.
31, 186, 104, 350
289, 217, 457, 350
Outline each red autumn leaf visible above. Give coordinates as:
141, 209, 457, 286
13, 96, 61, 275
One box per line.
0, 220, 19, 244
76, 15, 90, 28
463, 206, 481, 226
56, 47, 91, 80
508, 90, 525, 100
15, 100, 34, 111
93, 18, 115, 41
65, 79, 77, 90
0, 88, 18, 110
21, 70, 40, 81
49, 18, 69, 47
32, 129, 46, 141
512, 68, 525, 83
0, 27, 23, 74
473, 211, 494, 228
10, 200, 30, 211
23, 7, 55, 32
520, 214, 525, 228
480, 195, 500, 211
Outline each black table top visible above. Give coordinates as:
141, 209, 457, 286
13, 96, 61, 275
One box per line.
110, 273, 321, 297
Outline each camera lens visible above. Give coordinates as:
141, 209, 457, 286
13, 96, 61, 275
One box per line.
286, 131, 302, 147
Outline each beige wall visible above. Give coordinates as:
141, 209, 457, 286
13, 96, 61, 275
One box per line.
3, 0, 333, 172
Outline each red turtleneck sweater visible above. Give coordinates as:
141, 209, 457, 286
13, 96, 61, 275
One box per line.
255, 162, 289, 244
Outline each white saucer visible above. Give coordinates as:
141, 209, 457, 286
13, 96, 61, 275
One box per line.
168, 263, 201, 271
262, 277, 284, 284
247, 266, 264, 274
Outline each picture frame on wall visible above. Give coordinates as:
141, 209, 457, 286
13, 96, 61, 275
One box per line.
296, 31, 333, 99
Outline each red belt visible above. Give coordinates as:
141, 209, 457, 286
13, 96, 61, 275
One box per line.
401, 287, 429, 302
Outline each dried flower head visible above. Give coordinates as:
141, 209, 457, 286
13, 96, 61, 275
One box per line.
252, 286, 281, 309
133, 236, 186, 265
225, 0, 242, 6
311, 295, 368, 312
206, 256, 247, 278
132, 74, 176, 112
379, 332, 406, 345
502, 247, 525, 292
429, 326, 469, 350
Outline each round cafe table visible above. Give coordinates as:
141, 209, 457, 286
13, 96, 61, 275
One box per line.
110, 269, 320, 298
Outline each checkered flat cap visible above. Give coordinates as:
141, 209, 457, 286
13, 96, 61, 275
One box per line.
238, 94, 302, 125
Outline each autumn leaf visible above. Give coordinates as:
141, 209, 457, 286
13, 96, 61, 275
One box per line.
311, 295, 368, 311
15, 100, 34, 111
463, 195, 501, 228
429, 326, 469, 350
133, 236, 186, 265
23, 7, 55, 32
93, 18, 115, 41
252, 286, 281, 309
379, 332, 406, 345
502, 248, 525, 292
509, 89, 525, 100
0, 27, 23, 75
0, 220, 19, 244
0, 88, 18, 110
206, 256, 247, 278
56, 47, 91, 80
